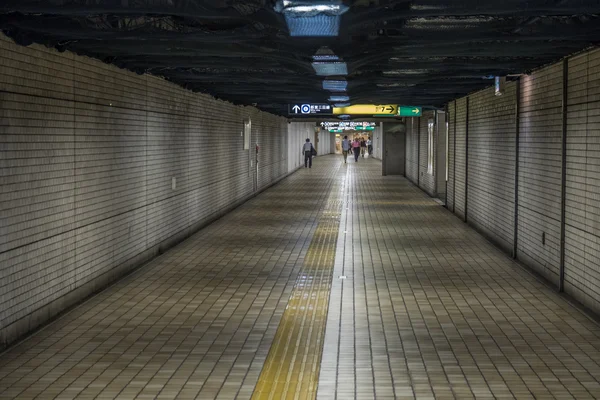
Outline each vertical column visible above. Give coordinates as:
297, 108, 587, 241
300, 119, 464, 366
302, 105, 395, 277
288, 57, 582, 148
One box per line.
514, 79, 521, 259
445, 105, 449, 206
417, 117, 421, 187
559, 59, 569, 292
453, 101, 457, 213
464, 97, 470, 223
404, 120, 407, 177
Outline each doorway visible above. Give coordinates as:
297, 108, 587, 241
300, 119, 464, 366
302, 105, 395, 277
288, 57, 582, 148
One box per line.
382, 122, 406, 176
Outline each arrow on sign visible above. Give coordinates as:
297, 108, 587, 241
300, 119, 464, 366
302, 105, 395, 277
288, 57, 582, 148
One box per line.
386, 106, 397, 113
412, 108, 419, 114
292, 105, 300, 114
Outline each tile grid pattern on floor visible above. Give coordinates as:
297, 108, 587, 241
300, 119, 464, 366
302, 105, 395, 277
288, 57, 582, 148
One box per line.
251, 163, 345, 400
1, 156, 600, 399
318, 159, 600, 400
0, 157, 341, 400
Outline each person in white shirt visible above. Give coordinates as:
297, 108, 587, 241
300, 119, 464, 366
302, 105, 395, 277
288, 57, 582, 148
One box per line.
341, 135, 351, 163
367, 137, 373, 155
302, 138, 315, 168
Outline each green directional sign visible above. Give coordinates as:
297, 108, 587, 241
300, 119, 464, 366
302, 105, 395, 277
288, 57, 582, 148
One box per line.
398, 106, 422, 117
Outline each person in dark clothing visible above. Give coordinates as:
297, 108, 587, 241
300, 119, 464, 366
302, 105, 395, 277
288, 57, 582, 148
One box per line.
302, 138, 315, 168
360, 139, 367, 157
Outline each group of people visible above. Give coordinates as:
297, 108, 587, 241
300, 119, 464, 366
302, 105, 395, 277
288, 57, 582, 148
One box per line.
341, 136, 372, 163
302, 135, 373, 169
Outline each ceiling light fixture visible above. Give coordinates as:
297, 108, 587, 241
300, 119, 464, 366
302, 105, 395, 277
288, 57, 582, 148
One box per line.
329, 95, 350, 102
312, 62, 348, 76
323, 79, 347, 91
275, 0, 349, 37
311, 46, 347, 76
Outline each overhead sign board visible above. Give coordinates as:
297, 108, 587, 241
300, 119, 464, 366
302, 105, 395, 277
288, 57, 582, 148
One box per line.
332, 104, 423, 117
333, 104, 397, 115
397, 106, 422, 117
321, 121, 377, 132
288, 103, 333, 115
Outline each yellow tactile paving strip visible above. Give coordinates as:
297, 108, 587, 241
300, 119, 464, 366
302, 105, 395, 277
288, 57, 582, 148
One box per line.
0, 157, 343, 400
318, 158, 600, 399
251, 169, 344, 400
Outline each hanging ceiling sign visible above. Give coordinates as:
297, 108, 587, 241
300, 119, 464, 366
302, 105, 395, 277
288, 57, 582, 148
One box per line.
332, 104, 423, 117
333, 104, 397, 115
321, 121, 376, 131
397, 106, 422, 117
288, 103, 333, 115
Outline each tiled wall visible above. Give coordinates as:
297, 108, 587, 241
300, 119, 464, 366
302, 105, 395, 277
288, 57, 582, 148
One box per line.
518, 63, 564, 283
454, 98, 468, 221
418, 111, 437, 196
404, 111, 442, 197
467, 84, 517, 253
0, 33, 292, 347
371, 125, 383, 160
405, 118, 419, 184
565, 50, 600, 312
447, 101, 456, 211
440, 47, 600, 315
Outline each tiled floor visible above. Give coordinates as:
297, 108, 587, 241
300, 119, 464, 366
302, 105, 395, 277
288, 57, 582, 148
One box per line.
1, 156, 600, 399
0, 157, 342, 400
252, 163, 344, 400
319, 159, 600, 400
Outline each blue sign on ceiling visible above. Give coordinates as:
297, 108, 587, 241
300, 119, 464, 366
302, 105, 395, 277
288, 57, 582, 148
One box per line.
288, 103, 333, 115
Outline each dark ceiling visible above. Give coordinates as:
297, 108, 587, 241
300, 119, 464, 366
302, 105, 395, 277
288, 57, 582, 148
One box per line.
1, 0, 600, 115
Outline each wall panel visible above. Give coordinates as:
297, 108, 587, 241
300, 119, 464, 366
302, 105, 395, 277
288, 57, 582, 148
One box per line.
405, 118, 419, 184
447, 101, 456, 212
467, 84, 516, 252
0, 34, 289, 347
517, 64, 564, 283
565, 49, 600, 314
454, 98, 468, 220
418, 111, 436, 196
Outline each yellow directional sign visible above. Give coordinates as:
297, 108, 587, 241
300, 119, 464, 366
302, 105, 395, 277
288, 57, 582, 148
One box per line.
333, 104, 397, 115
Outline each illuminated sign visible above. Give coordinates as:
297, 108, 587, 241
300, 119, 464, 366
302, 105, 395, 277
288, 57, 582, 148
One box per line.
332, 104, 422, 117
321, 121, 376, 132
333, 104, 397, 115
397, 106, 422, 117
288, 103, 333, 115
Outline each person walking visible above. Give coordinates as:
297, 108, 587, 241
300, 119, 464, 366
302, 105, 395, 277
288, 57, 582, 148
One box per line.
302, 138, 315, 168
360, 138, 367, 157
367, 137, 373, 155
341, 135, 351, 163
352, 138, 361, 162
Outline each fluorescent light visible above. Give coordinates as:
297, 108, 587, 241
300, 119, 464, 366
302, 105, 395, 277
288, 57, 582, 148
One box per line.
329, 95, 349, 102
313, 46, 339, 61
313, 54, 339, 61
284, 14, 341, 36
334, 102, 351, 107
275, 1, 349, 37
279, 0, 348, 15
287, 4, 342, 13
312, 62, 347, 76
383, 69, 429, 75
323, 79, 347, 91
